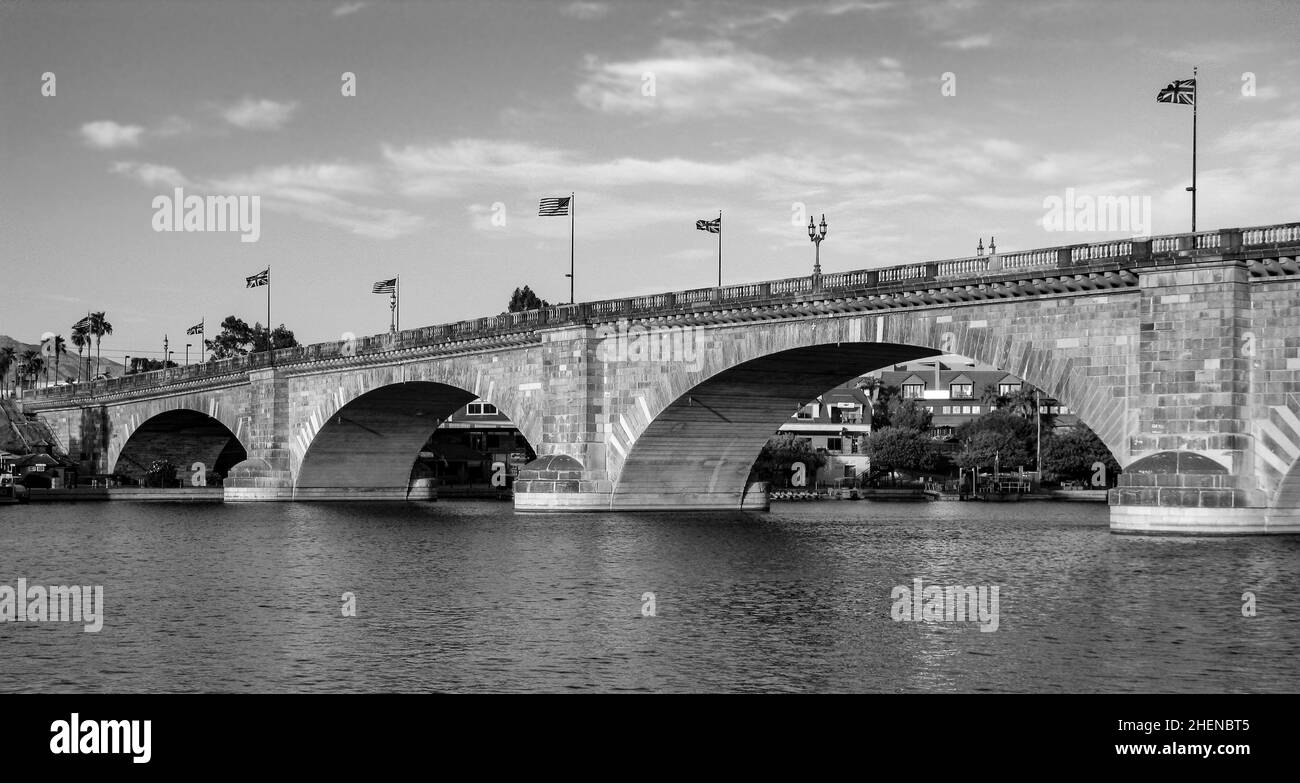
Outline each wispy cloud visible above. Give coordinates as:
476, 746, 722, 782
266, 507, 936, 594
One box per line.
561, 2, 609, 20
942, 33, 991, 49
332, 2, 368, 17
110, 161, 191, 188
109, 159, 422, 240
221, 97, 299, 131
80, 121, 144, 149
575, 39, 906, 120
662, 1, 893, 35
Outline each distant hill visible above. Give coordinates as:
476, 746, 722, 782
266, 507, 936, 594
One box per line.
0, 334, 125, 385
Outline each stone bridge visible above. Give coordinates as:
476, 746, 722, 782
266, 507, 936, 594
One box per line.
22, 221, 1300, 535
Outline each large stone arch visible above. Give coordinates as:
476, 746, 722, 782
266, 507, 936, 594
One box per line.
110, 408, 248, 483
291, 379, 538, 500
105, 391, 251, 478
597, 301, 1135, 509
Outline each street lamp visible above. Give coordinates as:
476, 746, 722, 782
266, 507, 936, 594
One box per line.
807, 214, 828, 277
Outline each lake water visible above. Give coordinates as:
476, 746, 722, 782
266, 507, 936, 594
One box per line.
2, 499, 1297, 693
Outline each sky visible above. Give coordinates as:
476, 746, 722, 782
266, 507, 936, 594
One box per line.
1, 0, 1298, 362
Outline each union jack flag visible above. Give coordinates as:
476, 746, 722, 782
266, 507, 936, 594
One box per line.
695, 217, 721, 233
1156, 78, 1195, 105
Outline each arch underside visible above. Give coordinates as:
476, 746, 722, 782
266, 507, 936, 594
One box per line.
611, 343, 938, 508
294, 381, 511, 500
113, 409, 247, 481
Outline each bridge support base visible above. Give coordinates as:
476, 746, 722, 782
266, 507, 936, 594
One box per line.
1109, 505, 1300, 535
514, 488, 769, 512
514, 454, 771, 513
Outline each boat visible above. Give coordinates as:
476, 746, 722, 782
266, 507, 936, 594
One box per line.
0, 474, 30, 504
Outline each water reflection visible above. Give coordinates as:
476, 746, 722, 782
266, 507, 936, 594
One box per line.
1, 500, 1296, 693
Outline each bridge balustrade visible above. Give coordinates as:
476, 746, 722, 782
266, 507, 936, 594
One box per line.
25, 221, 1300, 403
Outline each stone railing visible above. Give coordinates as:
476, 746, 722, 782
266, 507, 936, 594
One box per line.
28, 220, 1300, 403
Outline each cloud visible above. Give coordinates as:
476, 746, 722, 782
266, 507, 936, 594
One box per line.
80, 121, 145, 149
942, 33, 992, 49
109, 159, 423, 240
221, 97, 299, 131
383, 139, 758, 198
110, 161, 191, 188
332, 2, 368, 17
662, 1, 893, 35
575, 39, 906, 120
561, 2, 609, 20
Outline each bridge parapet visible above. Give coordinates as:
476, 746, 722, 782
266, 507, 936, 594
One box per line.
26, 221, 1300, 409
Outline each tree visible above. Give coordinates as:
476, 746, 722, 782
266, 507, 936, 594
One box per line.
205, 316, 299, 358
50, 334, 67, 384
954, 428, 1033, 471
863, 382, 901, 429
749, 432, 828, 487
143, 458, 178, 488
0, 347, 14, 395
89, 312, 113, 378
864, 425, 937, 482
1041, 424, 1120, 482
886, 396, 933, 433
19, 351, 43, 390
253, 323, 298, 353
508, 285, 550, 313
71, 324, 90, 382
982, 384, 1057, 430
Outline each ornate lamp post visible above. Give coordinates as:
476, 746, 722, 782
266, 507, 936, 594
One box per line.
807, 213, 828, 279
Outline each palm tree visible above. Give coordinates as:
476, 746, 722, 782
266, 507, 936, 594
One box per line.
89, 312, 113, 378
71, 325, 90, 382
0, 346, 14, 396
47, 334, 67, 385
18, 350, 39, 391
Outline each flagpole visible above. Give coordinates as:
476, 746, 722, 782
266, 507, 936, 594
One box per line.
1191, 65, 1198, 233
570, 192, 575, 305
717, 210, 723, 287
266, 265, 272, 356
396, 275, 401, 333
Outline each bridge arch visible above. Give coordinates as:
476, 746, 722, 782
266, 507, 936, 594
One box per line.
292, 380, 537, 500
110, 408, 249, 484
600, 310, 1131, 509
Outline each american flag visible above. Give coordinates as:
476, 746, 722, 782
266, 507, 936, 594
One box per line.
186, 321, 204, 335
246, 268, 269, 287
1156, 78, 1196, 105
538, 196, 571, 216
696, 217, 721, 233
71, 316, 92, 331
372, 278, 397, 294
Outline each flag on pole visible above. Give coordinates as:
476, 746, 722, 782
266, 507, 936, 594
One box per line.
372, 278, 397, 294
696, 217, 721, 233
186, 320, 204, 335
538, 196, 571, 216
71, 316, 92, 331
1157, 71, 1199, 231
1156, 78, 1196, 105
246, 268, 269, 287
